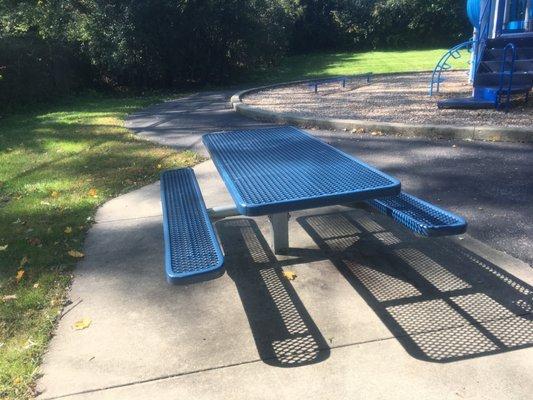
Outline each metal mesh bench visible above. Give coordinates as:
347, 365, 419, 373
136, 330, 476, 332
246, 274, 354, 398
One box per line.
365, 192, 467, 237
160, 168, 224, 284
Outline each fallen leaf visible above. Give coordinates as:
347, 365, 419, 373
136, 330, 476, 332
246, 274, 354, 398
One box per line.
16, 270, 25, 283
40, 200, 51, 206
50, 191, 60, 198
283, 270, 297, 281
13, 377, 22, 386
73, 318, 92, 330
68, 250, 84, 258
157, 164, 162, 169
0, 244, 7, 251
33, 283, 40, 289
64, 226, 73, 234
19, 256, 29, 268
2, 294, 17, 302
88, 188, 97, 198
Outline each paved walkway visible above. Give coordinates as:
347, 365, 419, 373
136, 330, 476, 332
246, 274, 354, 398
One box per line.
38, 160, 533, 399
126, 91, 533, 266
36, 91, 533, 399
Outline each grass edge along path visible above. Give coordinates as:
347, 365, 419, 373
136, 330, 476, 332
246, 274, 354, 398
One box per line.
0, 94, 200, 399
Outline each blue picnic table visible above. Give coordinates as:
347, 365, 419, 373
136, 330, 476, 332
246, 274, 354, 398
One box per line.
202, 126, 400, 216
160, 126, 466, 284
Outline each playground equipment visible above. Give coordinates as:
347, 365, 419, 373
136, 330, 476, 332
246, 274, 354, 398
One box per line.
307, 73, 373, 93
431, 0, 532, 110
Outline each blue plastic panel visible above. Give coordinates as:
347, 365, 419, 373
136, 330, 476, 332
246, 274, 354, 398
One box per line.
366, 192, 467, 237
202, 126, 400, 216
160, 168, 224, 284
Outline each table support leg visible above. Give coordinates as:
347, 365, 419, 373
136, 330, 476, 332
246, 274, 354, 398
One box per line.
268, 213, 289, 254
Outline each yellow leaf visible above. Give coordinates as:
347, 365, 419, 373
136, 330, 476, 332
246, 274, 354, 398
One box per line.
33, 283, 40, 289
73, 318, 92, 330
2, 294, 17, 302
51, 190, 60, 198
19, 256, 29, 268
88, 188, 97, 198
283, 270, 297, 281
64, 226, 73, 234
0, 244, 7, 251
157, 164, 162, 169
68, 250, 84, 258
15, 270, 25, 283
13, 377, 22, 386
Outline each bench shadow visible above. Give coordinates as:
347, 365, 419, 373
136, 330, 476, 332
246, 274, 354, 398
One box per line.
216, 218, 330, 367
298, 208, 533, 363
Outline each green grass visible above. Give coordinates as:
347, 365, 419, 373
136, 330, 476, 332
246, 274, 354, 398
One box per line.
250, 48, 470, 84
0, 94, 200, 399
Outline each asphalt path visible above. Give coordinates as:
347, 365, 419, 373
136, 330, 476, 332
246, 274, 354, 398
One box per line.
126, 91, 533, 266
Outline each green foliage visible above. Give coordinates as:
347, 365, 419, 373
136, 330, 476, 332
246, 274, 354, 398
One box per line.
0, 0, 471, 109
80, 0, 298, 87
291, 0, 470, 52
0, 93, 200, 399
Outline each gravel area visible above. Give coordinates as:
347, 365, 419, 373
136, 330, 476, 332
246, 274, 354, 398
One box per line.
243, 71, 533, 128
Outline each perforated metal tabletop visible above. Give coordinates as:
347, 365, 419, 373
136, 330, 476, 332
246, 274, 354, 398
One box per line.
202, 126, 401, 216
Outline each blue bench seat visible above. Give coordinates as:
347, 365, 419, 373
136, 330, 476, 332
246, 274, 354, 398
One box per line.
365, 192, 467, 237
160, 168, 224, 284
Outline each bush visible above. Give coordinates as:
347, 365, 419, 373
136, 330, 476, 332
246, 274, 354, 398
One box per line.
0, 0, 471, 110
0, 35, 89, 113
80, 0, 298, 87
290, 0, 471, 52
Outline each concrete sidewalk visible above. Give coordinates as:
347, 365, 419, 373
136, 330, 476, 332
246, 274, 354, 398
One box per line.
37, 160, 533, 399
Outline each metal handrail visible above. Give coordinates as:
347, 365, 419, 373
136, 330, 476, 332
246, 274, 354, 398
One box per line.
429, 40, 474, 96
498, 43, 517, 112
472, 0, 493, 77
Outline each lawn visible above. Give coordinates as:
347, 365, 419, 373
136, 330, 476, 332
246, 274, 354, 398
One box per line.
250, 48, 470, 84
0, 94, 200, 399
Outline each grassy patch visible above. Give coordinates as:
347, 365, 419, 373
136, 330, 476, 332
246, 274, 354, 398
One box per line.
250, 48, 470, 84
0, 94, 200, 399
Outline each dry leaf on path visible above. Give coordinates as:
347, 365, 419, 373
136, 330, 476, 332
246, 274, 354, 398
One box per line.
73, 318, 92, 330
283, 270, 297, 281
68, 250, 84, 258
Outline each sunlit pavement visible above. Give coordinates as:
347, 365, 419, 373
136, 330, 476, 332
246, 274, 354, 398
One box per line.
37, 159, 532, 399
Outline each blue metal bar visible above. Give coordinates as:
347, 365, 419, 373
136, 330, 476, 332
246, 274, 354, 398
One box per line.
473, 0, 494, 74
429, 40, 475, 96
497, 42, 517, 112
